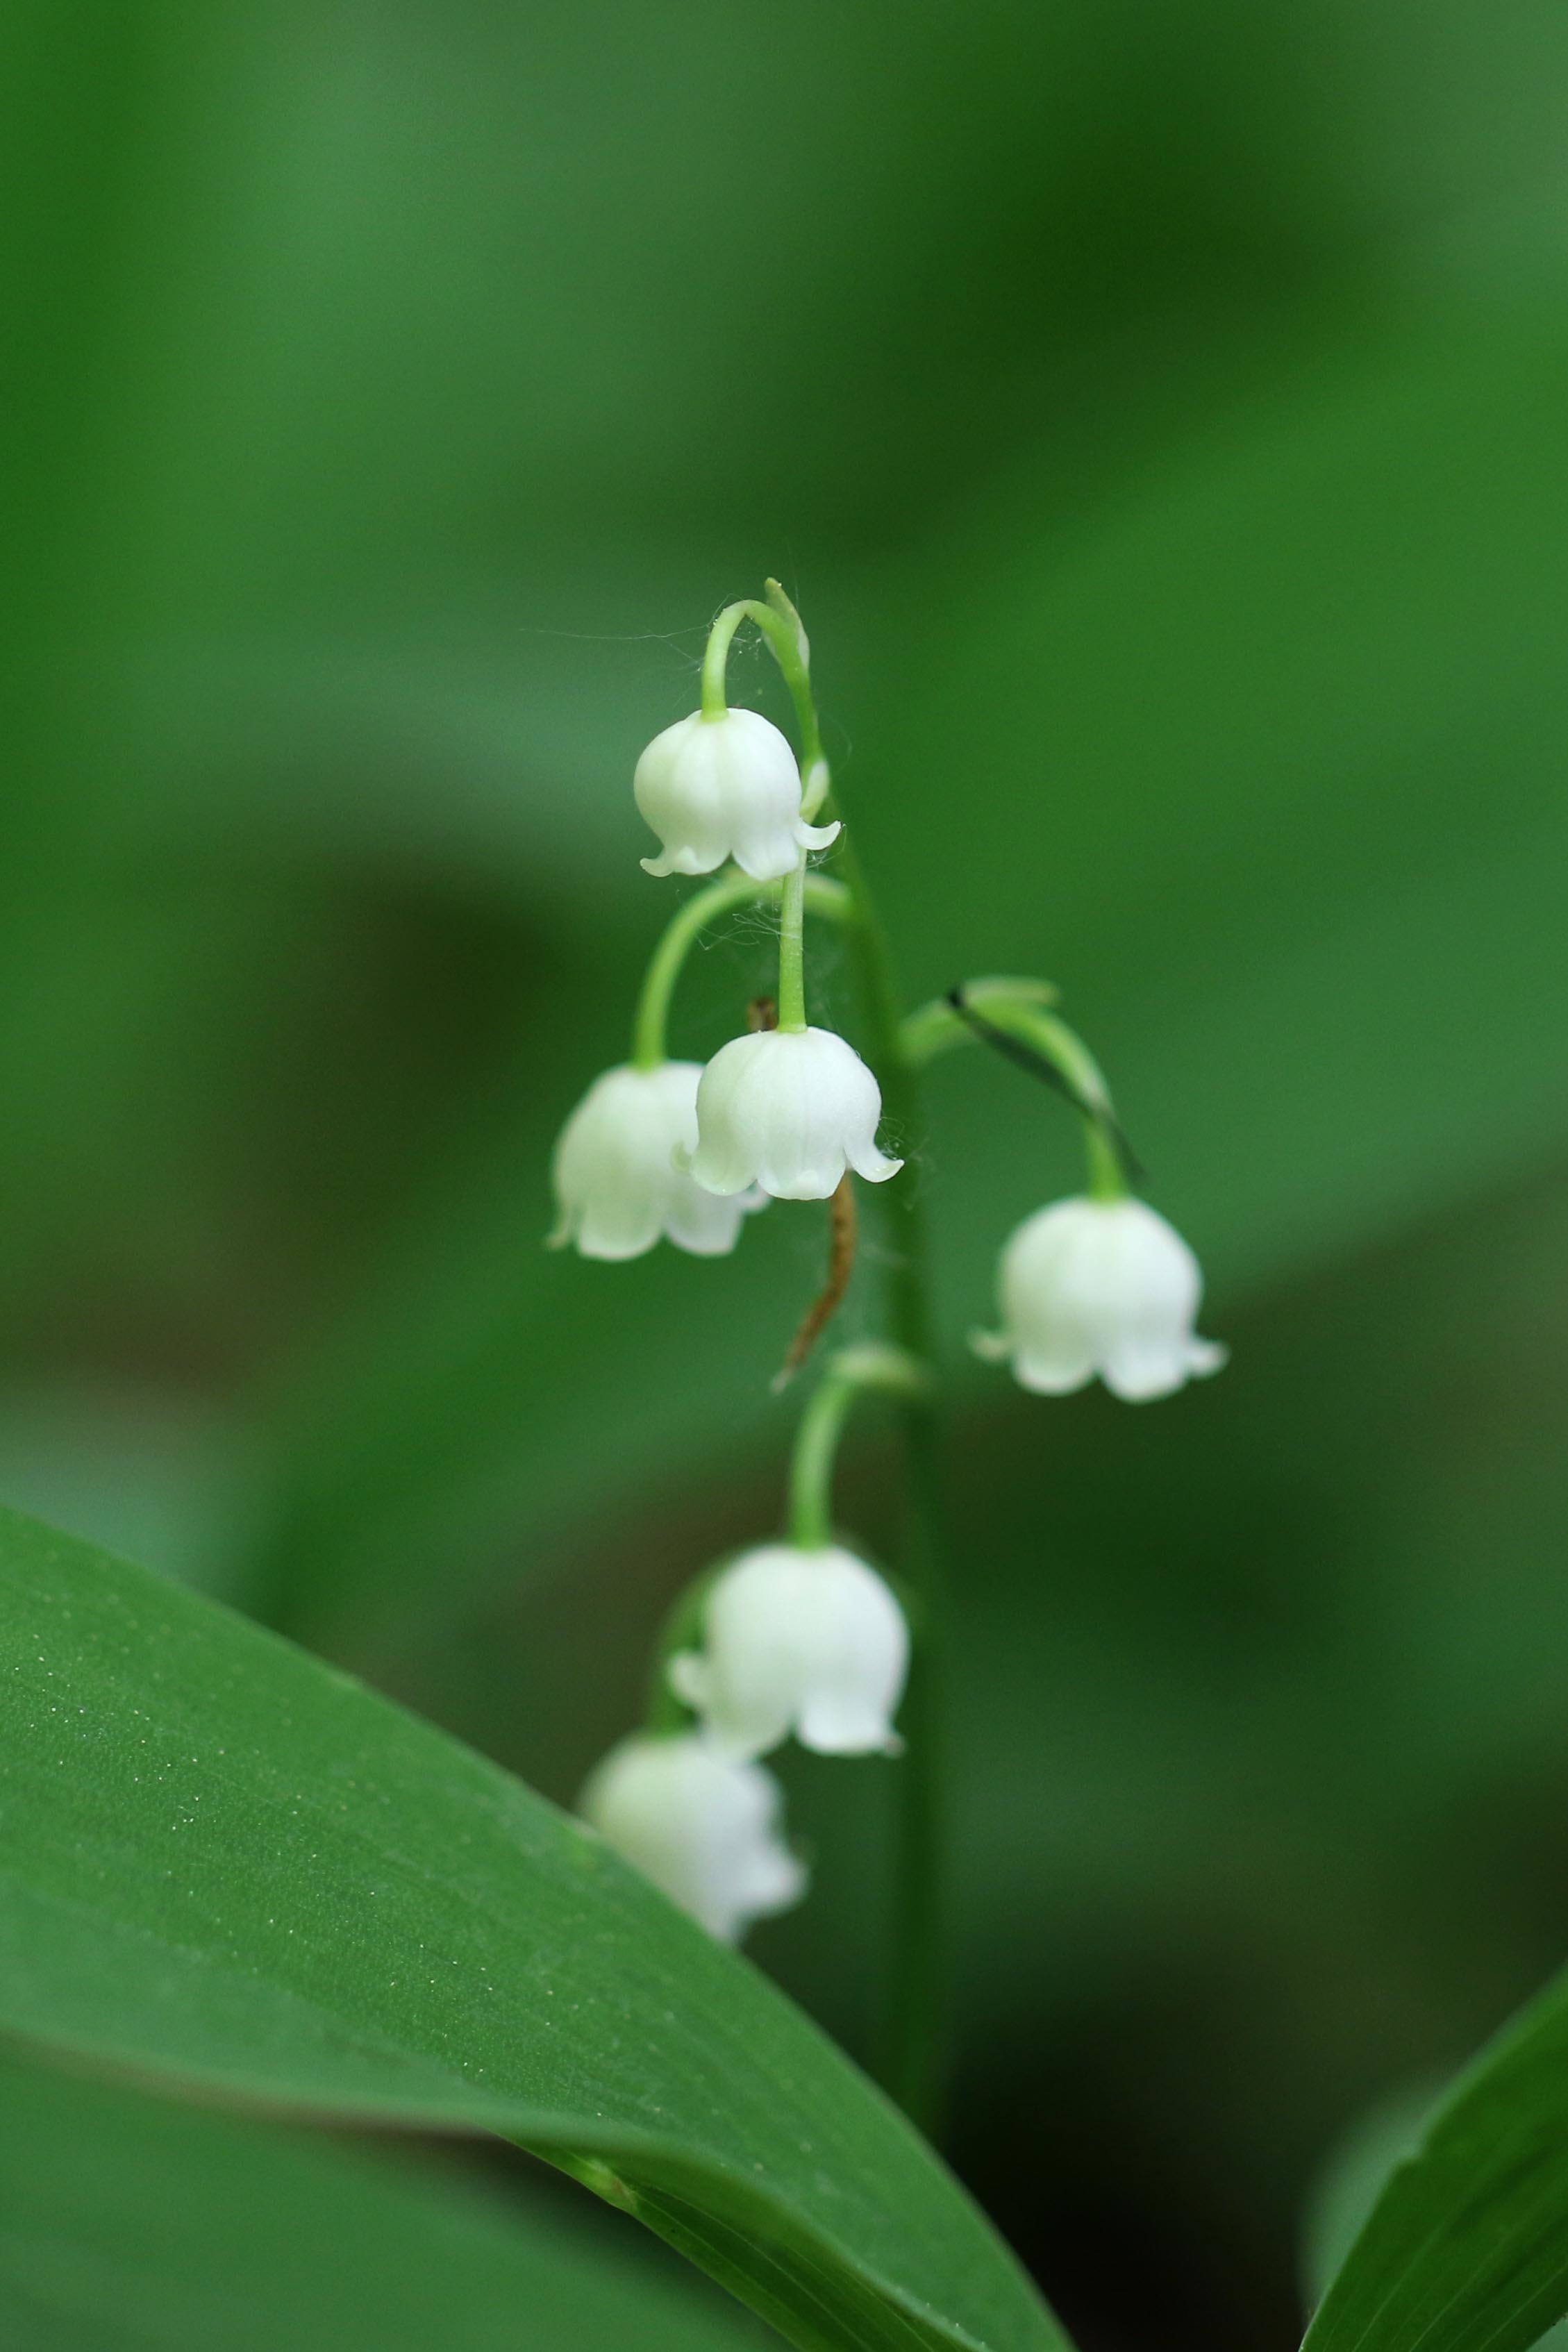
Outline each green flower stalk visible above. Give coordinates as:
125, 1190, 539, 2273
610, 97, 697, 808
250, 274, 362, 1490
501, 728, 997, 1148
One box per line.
568, 582, 1217, 2142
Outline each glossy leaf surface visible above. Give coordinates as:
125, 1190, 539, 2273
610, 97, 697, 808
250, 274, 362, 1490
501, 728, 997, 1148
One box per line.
0, 1508, 1062, 2352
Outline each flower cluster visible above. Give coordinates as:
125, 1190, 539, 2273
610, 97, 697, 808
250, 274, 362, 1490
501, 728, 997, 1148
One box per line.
582, 1533, 910, 1942
551, 697, 899, 1257
555, 587, 1225, 1947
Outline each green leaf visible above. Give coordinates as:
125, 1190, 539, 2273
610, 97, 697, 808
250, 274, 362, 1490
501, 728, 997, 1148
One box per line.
1304, 1965, 1568, 2352
0, 2041, 765, 2351
1301, 2083, 1441, 2306
0, 1507, 1062, 2352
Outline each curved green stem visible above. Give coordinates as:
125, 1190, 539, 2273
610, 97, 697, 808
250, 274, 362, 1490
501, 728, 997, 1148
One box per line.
903, 985, 1130, 1201
1024, 1008, 1125, 1200
788, 1380, 856, 1550
699, 605, 748, 718
698, 590, 831, 1041
631, 871, 851, 1071
898, 977, 1059, 1067
699, 590, 826, 778
787, 1344, 929, 1551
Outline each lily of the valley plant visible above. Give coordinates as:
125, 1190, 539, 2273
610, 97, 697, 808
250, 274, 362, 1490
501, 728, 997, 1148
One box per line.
551, 582, 1224, 2121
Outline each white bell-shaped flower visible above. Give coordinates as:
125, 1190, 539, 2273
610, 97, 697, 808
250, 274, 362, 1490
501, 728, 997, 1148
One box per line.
634, 709, 840, 882
686, 1027, 903, 1201
974, 1195, 1227, 1402
670, 1542, 909, 1760
549, 1061, 764, 1260
578, 1732, 806, 1943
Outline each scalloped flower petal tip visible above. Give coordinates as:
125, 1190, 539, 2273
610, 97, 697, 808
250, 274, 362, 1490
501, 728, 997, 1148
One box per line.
686, 1026, 902, 1201
669, 1542, 909, 1760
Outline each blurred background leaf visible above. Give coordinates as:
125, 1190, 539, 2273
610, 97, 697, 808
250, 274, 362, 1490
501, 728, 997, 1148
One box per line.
1297, 1958, 1568, 2352
3, 1, 1568, 2347
0, 2043, 768, 2352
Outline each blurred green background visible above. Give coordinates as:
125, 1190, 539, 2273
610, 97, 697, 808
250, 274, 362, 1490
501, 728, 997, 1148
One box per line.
4, 1, 1568, 2346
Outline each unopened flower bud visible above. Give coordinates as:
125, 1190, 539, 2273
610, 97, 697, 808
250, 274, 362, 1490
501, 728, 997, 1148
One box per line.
670, 1542, 909, 1760
686, 1027, 902, 1201
635, 709, 840, 883
973, 1196, 1226, 1402
549, 1062, 764, 1260
578, 1732, 806, 1942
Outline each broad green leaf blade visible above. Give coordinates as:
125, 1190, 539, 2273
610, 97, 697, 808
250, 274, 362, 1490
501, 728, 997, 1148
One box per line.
0, 1508, 1062, 2352
1304, 1967, 1568, 2352
0, 2042, 764, 2352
